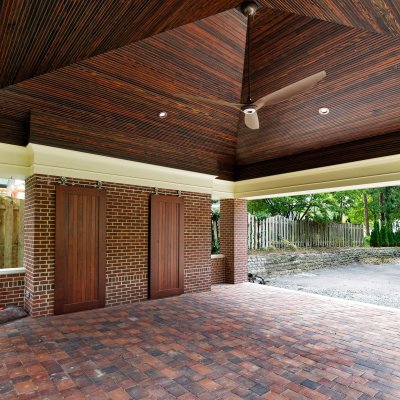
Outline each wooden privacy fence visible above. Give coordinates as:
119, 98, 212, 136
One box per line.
248, 214, 364, 249
0, 197, 24, 269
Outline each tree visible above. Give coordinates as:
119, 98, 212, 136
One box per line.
248, 186, 400, 248
370, 221, 379, 247
248, 191, 358, 223
363, 192, 370, 235
211, 203, 220, 254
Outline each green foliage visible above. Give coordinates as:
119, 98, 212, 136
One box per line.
212, 240, 220, 254
371, 221, 380, 247
264, 245, 277, 252
248, 186, 400, 248
381, 222, 389, 247
370, 220, 400, 247
211, 202, 220, 254
249, 186, 400, 229
248, 191, 359, 223
279, 239, 298, 251
364, 235, 371, 247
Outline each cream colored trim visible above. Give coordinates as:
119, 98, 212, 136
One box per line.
211, 254, 225, 259
1, 142, 400, 198
212, 179, 235, 199
0, 267, 25, 275
235, 154, 400, 199
25, 144, 218, 194
0, 143, 32, 178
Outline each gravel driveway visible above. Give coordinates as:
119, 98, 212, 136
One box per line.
266, 263, 400, 308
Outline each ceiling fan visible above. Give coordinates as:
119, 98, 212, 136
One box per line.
178, 1, 326, 130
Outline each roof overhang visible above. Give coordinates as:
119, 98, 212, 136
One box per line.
1, 142, 400, 199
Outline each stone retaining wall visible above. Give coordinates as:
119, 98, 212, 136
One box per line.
248, 247, 400, 277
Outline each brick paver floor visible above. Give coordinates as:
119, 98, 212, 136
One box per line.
1, 283, 400, 399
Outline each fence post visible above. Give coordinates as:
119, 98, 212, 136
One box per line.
247, 214, 365, 249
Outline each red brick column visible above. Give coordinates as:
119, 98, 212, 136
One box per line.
220, 199, 248, 284
24, 176, 56, 317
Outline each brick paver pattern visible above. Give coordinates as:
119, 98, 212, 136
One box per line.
1, 283, 400, 399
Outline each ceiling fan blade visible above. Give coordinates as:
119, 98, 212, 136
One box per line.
253, 71, 327, 109
244, 111, 259, 130
177, 94, 244, 110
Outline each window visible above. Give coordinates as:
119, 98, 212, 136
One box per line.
0, 179, 25, 269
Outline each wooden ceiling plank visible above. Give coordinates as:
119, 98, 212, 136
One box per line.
0, 10, 246, 180
258, 0, 400, 35
237, 7, 400, 172
0, 0, 242, 88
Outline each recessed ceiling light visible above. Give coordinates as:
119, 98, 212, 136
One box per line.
159, 111, 167, 118
319, 107, 330, 115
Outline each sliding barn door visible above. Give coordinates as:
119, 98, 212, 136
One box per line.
150, 195, 184, 299
55, 185, 106, 315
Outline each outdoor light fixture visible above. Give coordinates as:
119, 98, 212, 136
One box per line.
319, 107, 330, 115
159, 111, 167, 118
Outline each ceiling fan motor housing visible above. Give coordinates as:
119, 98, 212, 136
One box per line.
241, 1, 259, 17
242, 106, 257, 114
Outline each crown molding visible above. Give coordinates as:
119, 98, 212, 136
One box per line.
1, 142, 399, 199
235, 154, 400, 199
0, 143, 32, 178
0, 143, 218, 194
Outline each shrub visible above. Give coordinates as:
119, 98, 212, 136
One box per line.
212, 239, 220, 254
387, 224, 396, 246
381, 222, 389, 247
280, 239, 298, 252
370, 221, 399, 247
264, 245, 277, 252
370, 221, 380, 247
364, 235, 371, 247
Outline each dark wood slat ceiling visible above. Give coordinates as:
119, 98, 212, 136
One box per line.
0, 0, 243, 88
236, 7, 400, 178
1, 0, 398, 89
258, 0, 400, 36
30, 112, 237, 179
237, 129, 400, 180
0, 10, 246, 180
0, 1, 400, 181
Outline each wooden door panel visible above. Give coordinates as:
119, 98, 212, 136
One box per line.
55, 185, 106, 315
150, 195, 184, 299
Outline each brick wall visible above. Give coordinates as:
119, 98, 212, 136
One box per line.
24, 174, 211, 317
24, 175, 55, 316
0, 271, 25, 307
184, 192, 212, 293
211, 255, 226, 284
220, 199, 248, 284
